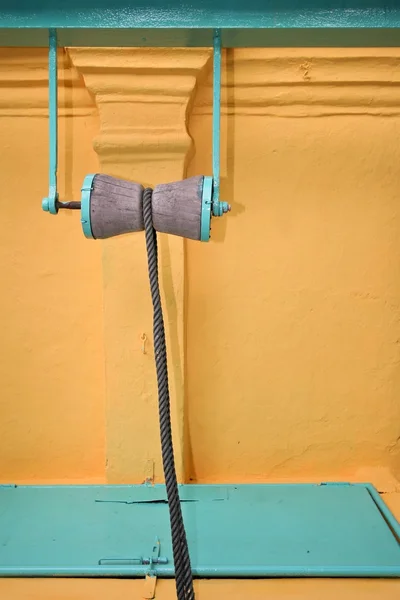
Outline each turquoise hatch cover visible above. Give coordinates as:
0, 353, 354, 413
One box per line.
0, 483, 399, 577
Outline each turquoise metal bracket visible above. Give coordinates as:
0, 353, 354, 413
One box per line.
42, 28, 79, 215
200, 176, 213, 242
211, 29, 230, 219
200, 31, 230, 242
41, 27, 230, 233
80, 174, 95, 239
41, 29, 58, 215
212, 29, 221, 215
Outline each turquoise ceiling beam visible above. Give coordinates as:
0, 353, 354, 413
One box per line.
1, 1, 400, 29
1, 2, 400, 47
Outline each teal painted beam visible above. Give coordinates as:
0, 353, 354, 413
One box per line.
1, 2, 400, 47
1, 1, 400, 29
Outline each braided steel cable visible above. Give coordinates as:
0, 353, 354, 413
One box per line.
142, 188, 195, 600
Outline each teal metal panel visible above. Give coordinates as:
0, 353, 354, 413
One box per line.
0, 483, 399, 578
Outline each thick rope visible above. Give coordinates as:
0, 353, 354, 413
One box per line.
142, 188, 195, 600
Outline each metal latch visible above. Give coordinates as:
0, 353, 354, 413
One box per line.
143, 537, 164, 599
99, 537, 167, 599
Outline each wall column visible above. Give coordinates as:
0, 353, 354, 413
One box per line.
69, 48, 210, 483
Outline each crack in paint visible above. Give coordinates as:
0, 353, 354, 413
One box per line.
95, 499, 198, 505
95, 498, 225, 505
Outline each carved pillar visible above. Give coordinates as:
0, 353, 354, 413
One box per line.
69, 48, 211, 483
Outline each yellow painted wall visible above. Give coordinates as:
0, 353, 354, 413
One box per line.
1, 44, 400, 600
186, 49, 400, 488
2, 575, 400, 600
0, 49, 106, 482
0, 47, 399, 492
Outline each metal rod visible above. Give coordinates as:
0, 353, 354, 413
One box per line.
0, 566, 399, 578
57, 201, 81, 210
365, 483, 400, 541
48, 28, 58, 213
212, 29, 221, 208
